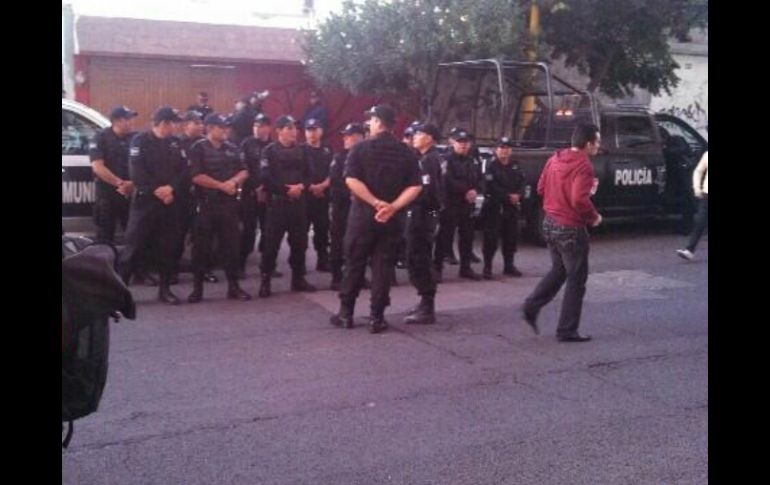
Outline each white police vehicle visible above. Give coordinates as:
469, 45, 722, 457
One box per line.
62, 99, 110, 234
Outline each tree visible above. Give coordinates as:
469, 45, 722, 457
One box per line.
540, 0, 708, 97
302, 0, 529, 114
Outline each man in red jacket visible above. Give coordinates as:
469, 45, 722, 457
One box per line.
521, 124, 603, 342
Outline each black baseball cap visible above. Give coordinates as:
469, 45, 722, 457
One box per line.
110, 106, 138, 121
414, 123, 441, 141
304, 118, 323, 130
203, 113, 232, 127
448, 127, 471, 141
152, 106, 183, 123
275, 115, 299, 129
254, 113, 272, 125
497, 136, 516, 148
340, 122, 366, 136
182, 111, 203, 122
364, 105, 396, 126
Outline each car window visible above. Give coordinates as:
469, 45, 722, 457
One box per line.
615, 116, 656, 148
62, 109, 101, 155
656, 119, 701, 151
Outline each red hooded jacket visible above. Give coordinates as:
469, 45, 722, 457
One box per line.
537, 148, 600, 227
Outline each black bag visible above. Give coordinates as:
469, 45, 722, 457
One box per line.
62, 235, 135, 448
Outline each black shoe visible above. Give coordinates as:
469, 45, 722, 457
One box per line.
330, 304, 354, 329
204, 272, 219, 283
521, 307, 539, 335
470, 252, 481, 264
482, 265, 493, 280
368, 314, 389, 334
291, 276, 317, 292
504, 266, 523, 277
403, 298, 436, 324
227, 282, 252, 301
158, 286, 180, 305
459, 267, 482, 281
557, 333, 592, 343
259, 275, 271, 298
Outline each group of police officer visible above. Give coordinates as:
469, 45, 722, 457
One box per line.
89, 100, 526, 333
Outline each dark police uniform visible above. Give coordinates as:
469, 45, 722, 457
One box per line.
120, 130, 187, 303
89, 127, 135, 242
304, 143, 333, 270
404, 143, 444, 323
173, 133, 203, 270
337, 131, 420, 325
434, 147, 480, 276
239, 136, 272, 271
328, 148, 351, 286
482, 155, 525, 276
188, 138, 248, 292
258, 140, 314, 295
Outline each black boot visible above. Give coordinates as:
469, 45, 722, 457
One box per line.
459, 265, 482, 281
368, 309, 389, 334
330, 301, 354, 329
187, 274, 204, 303
227, 279, 252, 301
291, 274, 317, 292
158, 275, 181, 305
403, 296, 436, 324
259, 273, 272, 298
482, 261, 493, 280
503, 257, 523, 277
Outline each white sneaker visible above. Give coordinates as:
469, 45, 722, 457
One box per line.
676, 249, 694, 261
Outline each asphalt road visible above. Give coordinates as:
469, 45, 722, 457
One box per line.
62, 221, 708, 485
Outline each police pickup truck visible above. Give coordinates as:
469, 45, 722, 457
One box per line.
427, 60, 708, 244
62, 98, 110, 234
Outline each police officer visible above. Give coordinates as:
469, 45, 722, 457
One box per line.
169, 111, 204, 284
239, 112, 273, 276
303, 118, 333, 272
329, 122, 366, 290
119, 106, 188, 305
434, 128, 483, 281
482, 137, 525, 279
89, 106, 138, 243
329, 105, 422, 333
258, 115, 317, 297
403, 123, 444, 325
185, 114, 251, 302
187, 91, 214, 120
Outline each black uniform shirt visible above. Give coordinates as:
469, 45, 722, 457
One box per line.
443, 150, 479, 204
179, 134, 204, 163
329, 149, 351, 203
188, 139, 246, 200
129, 131, 187, 198
259, 142, 311, 197
484, 157, 525, 207
415, 146, 445, 211
89, 127, 135, 195
305, 144, 333, 184
240, 137, 271, 193
344, 132, 420, 203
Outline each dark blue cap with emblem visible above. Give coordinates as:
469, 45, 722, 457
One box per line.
110, 106, 138, 121
449, 127, 471, 141
275, 115, 299, 129
415, 123, 441, 141
340, 122, 366, 136
153, 106, 183, 123
204, 113, 232, 127
254, 113, 272, 125
304, 118, 322, 130
364, 105, 396, 126
497, 136, 516, 147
